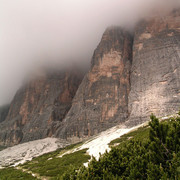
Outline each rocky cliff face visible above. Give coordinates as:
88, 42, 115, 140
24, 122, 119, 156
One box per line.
128, 9, 180, 125
0, 9, 180, 146
55, 27, 133, 142
0, 70, 84, 146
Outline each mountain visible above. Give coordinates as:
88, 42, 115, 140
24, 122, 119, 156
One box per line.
0, 113, 179, 179
0, 9, 179, 146
55, 9, 180, 142
128, 9, 180, 126
0, 121, 138, 168
55, 27, 133, 142
0, 69, 84, 146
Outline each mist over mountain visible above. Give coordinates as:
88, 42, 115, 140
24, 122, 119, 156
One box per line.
0, 0, 180, 105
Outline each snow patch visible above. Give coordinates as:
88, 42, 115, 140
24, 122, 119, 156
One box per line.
80, 125, 140, 160
59, 123, 145, 162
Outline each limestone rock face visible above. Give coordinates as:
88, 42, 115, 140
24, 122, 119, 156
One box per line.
55, 27, 133, 142
128, 9, 180, 125
0, 70, 83, 146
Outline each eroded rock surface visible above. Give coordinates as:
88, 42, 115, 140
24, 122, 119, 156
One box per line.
0, 69, 84, 146
127, 9, 180, 125
55, 27, 133, 142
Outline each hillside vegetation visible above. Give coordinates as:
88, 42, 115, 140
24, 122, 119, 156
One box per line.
0, 143, 90, 179
0, 113, 179, 179
64, 113, 180, 179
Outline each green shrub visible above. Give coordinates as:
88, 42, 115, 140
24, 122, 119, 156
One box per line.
65, 114, 180, 179
0, 167, 37, 179
20, 148, 90, 179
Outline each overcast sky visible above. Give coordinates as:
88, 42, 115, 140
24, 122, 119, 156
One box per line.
0, 0, 179, 105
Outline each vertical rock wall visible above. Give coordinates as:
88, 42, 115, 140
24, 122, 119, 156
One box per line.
55, 27, 133, 142
128, 9, 180, 125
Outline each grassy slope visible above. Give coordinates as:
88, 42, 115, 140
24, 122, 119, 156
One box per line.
0, 167, 37, 180
0, 142, 90, 179
0, 126, 150, 179
20, 148, 90, 179
109, 114, 178, 147
0, 117, 176, 179
109, 125, 150, 146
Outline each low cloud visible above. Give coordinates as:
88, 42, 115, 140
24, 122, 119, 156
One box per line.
0, 0, 179, 105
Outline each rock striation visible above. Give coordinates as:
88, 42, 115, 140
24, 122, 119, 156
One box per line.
55, 27, 133, 142
128, 9, 180, 125
0, 69, 84, 146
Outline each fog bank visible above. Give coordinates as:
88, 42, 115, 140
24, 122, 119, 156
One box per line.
0, 0, 180, 105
